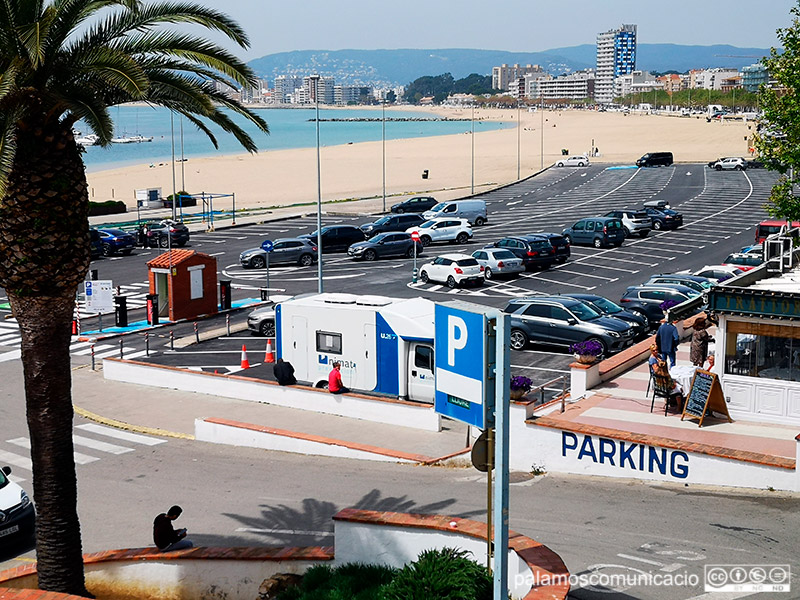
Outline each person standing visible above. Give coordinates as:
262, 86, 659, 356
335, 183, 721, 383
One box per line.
153, 505, 193, 551
656, 317, 680, 368
273, 358, 296, 386
690, 318, 714, 367
328, 361, 349, 394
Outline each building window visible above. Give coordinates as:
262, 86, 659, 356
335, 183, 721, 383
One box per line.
724, 321, 800, 381
316, 331, 342, 354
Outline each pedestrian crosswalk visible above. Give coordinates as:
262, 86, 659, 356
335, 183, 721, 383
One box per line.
1, 424, 166, 483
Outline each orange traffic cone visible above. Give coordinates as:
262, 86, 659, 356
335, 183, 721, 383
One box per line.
240, 345, 250, 370
265, 339, 275, 363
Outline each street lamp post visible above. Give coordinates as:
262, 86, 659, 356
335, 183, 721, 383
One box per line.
382, 98, 386, 212
170, 111, 177, 221
311, 75, 323, 293
471, 102, 475, 195
517, 100, 521, 180
540, 95, 544, 170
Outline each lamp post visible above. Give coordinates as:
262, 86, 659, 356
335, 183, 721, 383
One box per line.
382, 98, 386, 212
540, 95, 544, 170
311, 74, 323, 293
471, 101, 475, 195
516, 100, 521, 180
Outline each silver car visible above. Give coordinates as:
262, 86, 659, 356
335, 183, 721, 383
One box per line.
240, 237, 318, 268
471, 248, 524, 279
247, 303, 276, 336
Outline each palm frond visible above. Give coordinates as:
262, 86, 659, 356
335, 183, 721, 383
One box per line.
16, 5, 53, 68
0, 108, 20, 195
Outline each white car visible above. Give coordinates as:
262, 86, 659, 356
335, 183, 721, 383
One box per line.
419, 253, 484, 288
406, 218, 472, 247
555, 155, 589, 167
470, 248, 524, 279
708, 157, 747, 171
0, 466, 35, 543
690, 265, 744, 283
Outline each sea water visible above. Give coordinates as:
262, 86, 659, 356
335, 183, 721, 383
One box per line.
78, 106, 509, 172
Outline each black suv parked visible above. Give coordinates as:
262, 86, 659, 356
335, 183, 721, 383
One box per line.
137, 220, 190, 248
636, 152, 673, 167
503, 296, 635, 356
390, 196, 437, 214
300, 225, 366, 253
643, 207, 683, 230
529, 232, 570, 263
484, 235, 556, 270
618, 284, 700, 326
360, 213, 425, 238
561, 293, 650, 338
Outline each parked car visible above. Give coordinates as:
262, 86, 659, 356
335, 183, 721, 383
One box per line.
390, 195, 438, 214
419, 253, 484, 288
97, 228, 137, 256
89, 227, 102, 258
360, 213, 425, 238
137, 219, 190, 248
0, 466, 35, 543
406, 218, 472, 247
619, 285, 699, 326
483, 235, 556, 270
690, 265, 744, 283
240, 237, 318, 268
247, 302, 276, 336
561, 293, 650, 338
643, 199, 671, 209
747, 159, 765, 169
636, 152, 673, 167
555, 155, 589, 167
740, 244, 763, 256
470, 248, 524, 279
530, 232, 570, 263
643, 206, 683, 230
300, 225, 365, 253
422, 199, 487, 226
503, 296, 635, 355
562, 216, 625, 248
347, 232, 422, 261
645, 273, 715, 291
723, 252, 763, 271
604, 210, 651, 238
708, 157, 747, 171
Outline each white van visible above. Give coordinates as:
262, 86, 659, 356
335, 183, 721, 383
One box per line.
422, 199, 487, 225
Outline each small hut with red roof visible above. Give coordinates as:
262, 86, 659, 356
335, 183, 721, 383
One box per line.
146, 249, 218, 322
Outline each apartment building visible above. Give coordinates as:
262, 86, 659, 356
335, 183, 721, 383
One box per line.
596, 24, 637, 104
741, 63, 770, 92
614, 70, 660, 98
492, 64, 543, 91
334, 85, 373, 105
538, 70, 595, 101
273, 75, 303, 104
302, 75, 335, 104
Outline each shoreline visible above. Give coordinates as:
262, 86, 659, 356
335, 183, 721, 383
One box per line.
85, 106, 756, 212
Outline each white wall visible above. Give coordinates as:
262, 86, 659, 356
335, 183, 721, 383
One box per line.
103, 359, 441, 432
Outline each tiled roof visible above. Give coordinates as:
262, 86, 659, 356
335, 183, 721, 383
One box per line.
147, 250, 197, 268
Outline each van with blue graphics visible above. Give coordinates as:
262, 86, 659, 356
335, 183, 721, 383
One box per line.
274, 293, 436, 403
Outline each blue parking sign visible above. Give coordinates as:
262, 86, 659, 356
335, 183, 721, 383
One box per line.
434, 302, 493, 428
261, 239, 274, 252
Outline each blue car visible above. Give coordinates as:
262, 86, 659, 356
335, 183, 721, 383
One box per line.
98, 228, 137, 256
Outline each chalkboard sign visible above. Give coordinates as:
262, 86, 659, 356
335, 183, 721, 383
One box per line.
681, 369, 732, 427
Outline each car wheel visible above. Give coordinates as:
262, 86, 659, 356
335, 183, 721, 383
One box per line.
158, 236, 169, 248
420, 270, 429, 283
447, 275, 457, 288
653, 221, 663, 230
420, 235, 431, 247
587, 337, 608, 358
593, 237, 603, 248
396, 208, 405, 214
259, 320, 276, 337
405, 247, 416, 258
101, 243, 112, 256
251, 256, 266, 269
563, 234, 572, 245
715, 165, 722, 171
577, 162, 585, 167
455, 232, 469, 244
484, 267, 493, 280
557, 162, 564, 167
299, 254, 314, 266
364, 249, 377, 261
735, 165, 743, 171
475, 217, 486, 226
510, 329, 528, 351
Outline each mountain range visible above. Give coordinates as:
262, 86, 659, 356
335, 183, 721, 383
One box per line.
247, 45, 772, 88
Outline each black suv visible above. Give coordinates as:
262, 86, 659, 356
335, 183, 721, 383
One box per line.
643, 207, 683, 230
636, 152, 673, 167
360, 213, 425, 238
301, 225, 366, 253
390, 196, 437, 214
503, 296, 635, 356
485, 235, 555, 270
619, 284, 699, 326
529, 232, 570, 263
137, 220, 190, 248
561, 293, 649, 338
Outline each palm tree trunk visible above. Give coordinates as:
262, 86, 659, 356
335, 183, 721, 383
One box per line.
9, 292, 90, 597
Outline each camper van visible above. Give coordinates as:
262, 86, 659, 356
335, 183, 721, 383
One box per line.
275, 293, 436, 403
422, 199, 487, 225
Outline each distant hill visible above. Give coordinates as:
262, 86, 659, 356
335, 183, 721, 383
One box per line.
248, 45, 772, 87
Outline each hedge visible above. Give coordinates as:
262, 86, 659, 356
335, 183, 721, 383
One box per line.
89, 200, 127, 216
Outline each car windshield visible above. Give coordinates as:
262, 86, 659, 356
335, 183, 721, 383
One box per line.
492, 250, 516, 259
419, 221, 435, 229
590, 297, 622, 314
370, 233, 390, 242
567, 301, 601, 321
373, 217, 390, 226
429, 202, 446, 212
456, 258, 479, 267
0, 469, 7, 488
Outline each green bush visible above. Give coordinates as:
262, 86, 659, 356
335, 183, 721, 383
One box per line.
381, 548, 492, 600
88, 200, 126, 216
276, 563, 396, 600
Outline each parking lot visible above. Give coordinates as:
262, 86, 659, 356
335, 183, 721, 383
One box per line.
116, 163, 776, 400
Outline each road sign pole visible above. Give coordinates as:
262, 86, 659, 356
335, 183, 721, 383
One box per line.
266, 252, 270, 301
486, 426, 493, 572
492, 311, 510, 600
261, 240, 274, 301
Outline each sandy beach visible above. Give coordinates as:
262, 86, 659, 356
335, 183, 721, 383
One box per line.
85, 106, 757, 210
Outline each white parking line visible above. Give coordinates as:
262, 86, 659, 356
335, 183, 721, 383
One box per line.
554, 269, 616, 281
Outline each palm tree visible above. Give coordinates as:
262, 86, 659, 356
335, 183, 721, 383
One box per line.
0, 1, 268, 596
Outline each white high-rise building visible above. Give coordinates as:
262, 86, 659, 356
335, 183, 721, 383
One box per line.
596, 24, 637, 104
273, 75, 302, 104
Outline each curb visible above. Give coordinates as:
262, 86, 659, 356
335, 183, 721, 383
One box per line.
73, 405, 194, 441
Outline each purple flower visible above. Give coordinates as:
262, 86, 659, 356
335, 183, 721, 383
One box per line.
510, 375, 533, 391
569, 339, 604, 356
659, 299, 679, 311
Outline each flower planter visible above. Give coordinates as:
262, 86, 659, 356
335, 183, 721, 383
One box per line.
574, 354, 598, 365
509, 388, 527, 401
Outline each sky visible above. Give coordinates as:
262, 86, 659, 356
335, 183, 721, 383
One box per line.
215, 0, 796, 59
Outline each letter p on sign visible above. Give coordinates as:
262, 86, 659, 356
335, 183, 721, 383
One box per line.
448, 315, 468, 366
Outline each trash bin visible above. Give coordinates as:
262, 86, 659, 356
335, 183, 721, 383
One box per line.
422, 169, 429, 179
114, 296, 128, 328
219, 280, 232, 310
561, 149, 569, 156
146, 293, 159, 325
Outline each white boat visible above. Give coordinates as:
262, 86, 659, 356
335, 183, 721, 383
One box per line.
111, 133, 153, 143
75, 134, 99, 146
